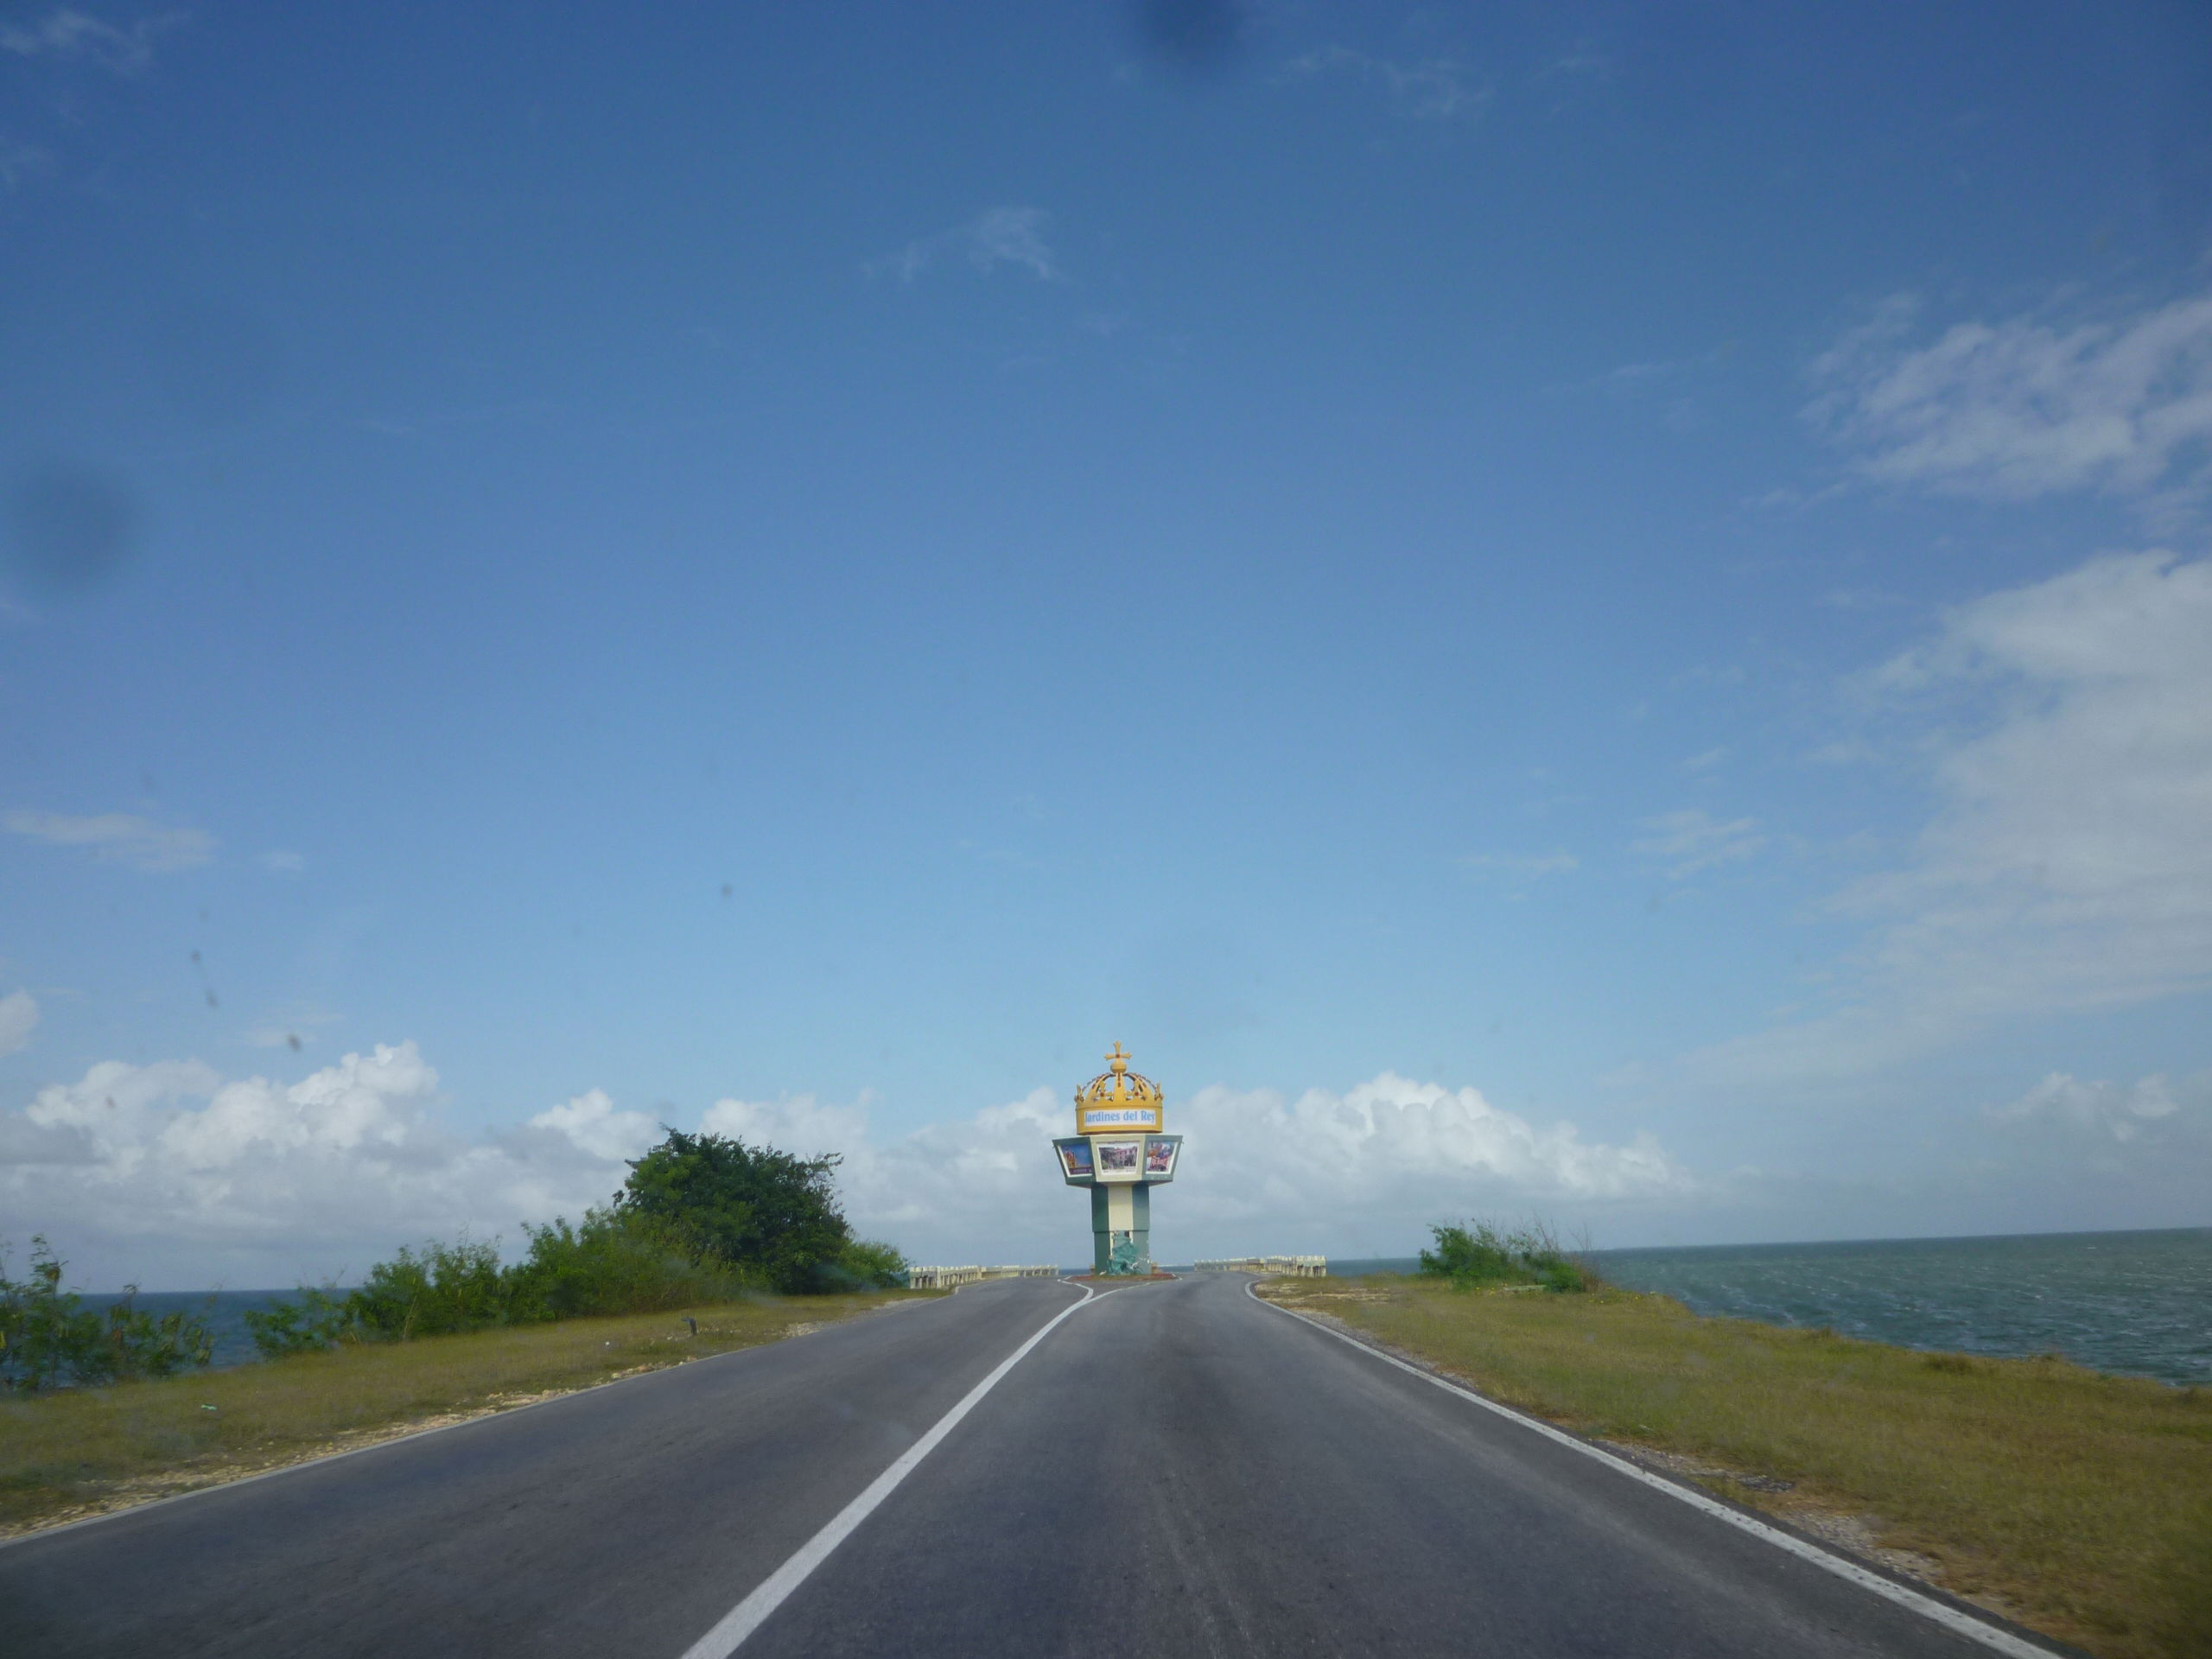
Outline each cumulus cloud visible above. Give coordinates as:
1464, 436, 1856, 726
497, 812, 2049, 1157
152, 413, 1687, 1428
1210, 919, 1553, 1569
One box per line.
1989, 1071, 2190, 1142
3, 809, 215, 871
0, 990, 35, 1058
0, 1040, 1690, 1285
1281, 46, 1488, 121
0, 8, 172, 74
1686, 550, 2212, 1088
1634, 809, 1764, 878
704, 1071, 1688, 1264
1982, 1069, 2211, 1194
0, 1044, 646, 1287
525, 1087, 658, 1163
1809, 290, 2212, 506
872, 207, 1059, 284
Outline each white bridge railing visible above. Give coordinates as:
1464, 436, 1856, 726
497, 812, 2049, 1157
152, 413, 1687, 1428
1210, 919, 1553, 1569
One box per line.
906, 1264, 1061, 1291
1192, 1255, 1327, 1277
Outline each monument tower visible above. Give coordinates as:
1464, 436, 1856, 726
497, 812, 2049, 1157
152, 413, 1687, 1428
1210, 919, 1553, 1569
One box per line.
1052, 1043, 1182, 1274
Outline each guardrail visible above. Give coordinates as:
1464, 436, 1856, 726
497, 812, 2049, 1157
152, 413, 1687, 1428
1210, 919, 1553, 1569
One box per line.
1192, 1255, 1327, 1277
905, 1265, 1063, 1291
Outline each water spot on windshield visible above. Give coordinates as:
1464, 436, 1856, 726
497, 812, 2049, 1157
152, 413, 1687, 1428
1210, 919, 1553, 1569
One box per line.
4, 462, 139, 598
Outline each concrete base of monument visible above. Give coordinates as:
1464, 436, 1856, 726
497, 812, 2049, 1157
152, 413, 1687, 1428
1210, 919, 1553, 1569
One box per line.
1065, 1271, 1177, 1284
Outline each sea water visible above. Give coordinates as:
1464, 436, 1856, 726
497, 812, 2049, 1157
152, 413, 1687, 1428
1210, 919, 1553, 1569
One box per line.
1332, 1227, 2212, 1385
77, 1288, 298, 1372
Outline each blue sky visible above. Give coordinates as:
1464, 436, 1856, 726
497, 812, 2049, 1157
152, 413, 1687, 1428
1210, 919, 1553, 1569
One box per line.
3, 2, 2210, 1286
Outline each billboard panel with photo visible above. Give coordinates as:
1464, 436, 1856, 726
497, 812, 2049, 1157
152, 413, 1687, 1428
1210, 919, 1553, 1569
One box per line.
1054, 1137, 1095, 1183
1093, 1137, 1144, 1182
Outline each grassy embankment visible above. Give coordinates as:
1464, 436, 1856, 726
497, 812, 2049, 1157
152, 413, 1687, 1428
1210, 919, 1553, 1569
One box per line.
0, 1288, 934, 1539
1255, 1275, 2211, 1659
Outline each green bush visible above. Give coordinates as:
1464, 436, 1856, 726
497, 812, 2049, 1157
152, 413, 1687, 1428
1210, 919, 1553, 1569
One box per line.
1419, 1219, 1597, 1293
817, 1237, 910, 1292
0, 1236, 213, 1391
617, 1128, 862, 1295
503, 1208, 753, 1320
280, 1128, 915, 1348
345, 1237, 509, 1340
242, 1286, 353, 1358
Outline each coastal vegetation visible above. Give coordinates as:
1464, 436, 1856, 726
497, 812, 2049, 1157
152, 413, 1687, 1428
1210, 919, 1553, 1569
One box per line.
1417, 1219, 1599, 1293
1258, 1273, 2212, 1659
0, 1237, 214, 1391
0, 1287, 931, 1536
245, 1129, 908, 1357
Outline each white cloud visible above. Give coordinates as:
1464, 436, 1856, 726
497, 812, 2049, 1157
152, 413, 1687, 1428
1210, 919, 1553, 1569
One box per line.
0, 8, 172, 74
0, 1044, 647, 1286
1281, 46, 1488, 121
259, 849, 306, 874
0, 1038, 1694, 1286
704, 1071, 1688, 1264
1980, 1069, 2211, 1195
0, 990, 35, 1058
1635, 809, 1765, 878
527, 1087, 658, 1163
4, 809, 216, 872
873, 207, 1059, 284
1988, 1071, 2189, 1142
1686, 550, 2212, 1088
1853, 551, 2212, 1008
1809, 290, 2212, 505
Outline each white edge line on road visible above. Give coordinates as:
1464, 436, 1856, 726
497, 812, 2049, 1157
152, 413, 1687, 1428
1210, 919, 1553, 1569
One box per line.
0, 1294, 941, 1553
679, 1280, 1104, 1659
1244, 1280, 2063, 1659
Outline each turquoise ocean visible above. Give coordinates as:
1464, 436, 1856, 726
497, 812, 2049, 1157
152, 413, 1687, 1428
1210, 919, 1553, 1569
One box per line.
1332, 1226, 2211, 1386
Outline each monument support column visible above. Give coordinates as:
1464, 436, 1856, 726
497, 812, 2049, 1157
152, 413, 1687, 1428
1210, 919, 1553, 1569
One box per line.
1089, 1183, 1151, 1274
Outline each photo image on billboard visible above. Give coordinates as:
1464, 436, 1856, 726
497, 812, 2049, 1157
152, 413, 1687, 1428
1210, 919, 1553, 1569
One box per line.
1144, 1136, 1178, 1178
1056, 1138, 1094, 1180
1096, 1138, 1141, 1180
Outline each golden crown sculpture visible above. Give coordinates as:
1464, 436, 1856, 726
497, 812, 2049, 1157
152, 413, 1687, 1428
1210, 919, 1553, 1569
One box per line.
1077, 1042, 1162, 1110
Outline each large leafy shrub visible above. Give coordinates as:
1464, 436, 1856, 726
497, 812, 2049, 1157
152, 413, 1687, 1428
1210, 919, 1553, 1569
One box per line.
1, 1236, 213, 1391
345, 1238, 509, 1340
617, 1128, 868, 1294
261, 1129, 913, 1351
503, 1208, 753, 1320
241, 1286, 353, 1358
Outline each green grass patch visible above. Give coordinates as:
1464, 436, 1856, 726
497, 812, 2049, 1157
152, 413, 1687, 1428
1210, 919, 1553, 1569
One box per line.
1260, 1276, 2212, 1659
0, 1288, 936, 1538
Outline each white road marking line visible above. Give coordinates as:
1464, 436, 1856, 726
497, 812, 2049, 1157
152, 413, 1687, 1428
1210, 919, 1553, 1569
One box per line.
1244, 1280, 2061, 1659
680, 1281, 1102, 1658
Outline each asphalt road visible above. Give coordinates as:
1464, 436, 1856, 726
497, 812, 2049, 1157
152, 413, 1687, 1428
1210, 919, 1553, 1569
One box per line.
0, 1274, 2056, 1658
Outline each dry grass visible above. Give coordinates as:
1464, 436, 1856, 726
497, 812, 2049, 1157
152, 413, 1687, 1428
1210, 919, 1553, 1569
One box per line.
1259, 1277, 2212, 1659
0, 1290, 936, 1538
